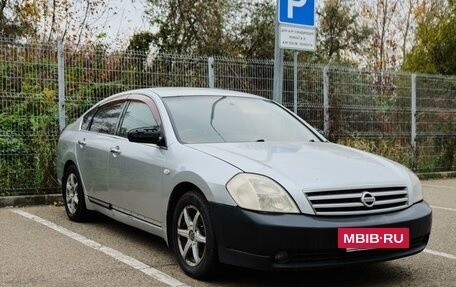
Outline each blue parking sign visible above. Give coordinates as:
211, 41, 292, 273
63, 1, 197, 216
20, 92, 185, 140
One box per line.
278, 0, 315, 27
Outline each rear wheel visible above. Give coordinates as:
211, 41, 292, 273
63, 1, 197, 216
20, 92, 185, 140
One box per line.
63, 165, 90, 222
171, 191, 218, 279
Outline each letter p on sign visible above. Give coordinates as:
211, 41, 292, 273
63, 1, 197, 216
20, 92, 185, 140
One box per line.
288, 0, 307, 18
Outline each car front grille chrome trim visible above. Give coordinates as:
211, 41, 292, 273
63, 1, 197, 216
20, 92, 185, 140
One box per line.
305, 187, 409, 216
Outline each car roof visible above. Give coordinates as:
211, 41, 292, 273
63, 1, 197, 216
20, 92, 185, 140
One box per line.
132, 87, 265, 99
94, 88, 268, 109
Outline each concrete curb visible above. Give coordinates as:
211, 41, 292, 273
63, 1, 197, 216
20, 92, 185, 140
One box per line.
0, 194, 63, 208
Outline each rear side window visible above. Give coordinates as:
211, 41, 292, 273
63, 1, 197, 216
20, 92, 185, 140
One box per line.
119, 101, 158, 138
90, 102, 124, 135
81, 108, 97, 130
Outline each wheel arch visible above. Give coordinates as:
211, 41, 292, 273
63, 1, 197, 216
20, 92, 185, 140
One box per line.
61, 160, 92, 221
61, 160, 77, 192
62, 160, 92, 210
63, 160, 76, 175
166, 182, 206, 244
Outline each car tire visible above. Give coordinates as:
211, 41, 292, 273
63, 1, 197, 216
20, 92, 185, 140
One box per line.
171, 191, 218, 279
62, 164, 90, 222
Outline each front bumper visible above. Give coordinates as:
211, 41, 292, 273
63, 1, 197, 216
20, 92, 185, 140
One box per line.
210, 201, 432, 270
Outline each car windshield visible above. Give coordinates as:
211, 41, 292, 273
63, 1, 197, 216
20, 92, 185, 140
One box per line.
163, 96, 321, 144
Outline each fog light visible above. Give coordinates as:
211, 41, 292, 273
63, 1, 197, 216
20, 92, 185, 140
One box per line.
274, 251, 289, 263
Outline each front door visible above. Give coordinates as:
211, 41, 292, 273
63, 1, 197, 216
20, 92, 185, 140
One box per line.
108, 98, 165, 224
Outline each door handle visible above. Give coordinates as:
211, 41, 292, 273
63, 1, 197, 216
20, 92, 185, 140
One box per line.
78, 139, 86, 146
110, 147, 121, 155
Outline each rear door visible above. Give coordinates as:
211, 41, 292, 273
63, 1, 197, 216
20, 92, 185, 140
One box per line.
76, 100, 126, 204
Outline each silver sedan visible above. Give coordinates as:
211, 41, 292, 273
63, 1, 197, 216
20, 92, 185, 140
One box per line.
56, 88, 431, 279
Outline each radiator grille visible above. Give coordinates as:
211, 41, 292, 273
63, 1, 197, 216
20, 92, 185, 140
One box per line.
305, 187, 409, 216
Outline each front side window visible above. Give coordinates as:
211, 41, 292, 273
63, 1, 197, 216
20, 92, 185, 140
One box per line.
163, 96, 321, 144
89, 102, 124, 135
119, 101, 158, 138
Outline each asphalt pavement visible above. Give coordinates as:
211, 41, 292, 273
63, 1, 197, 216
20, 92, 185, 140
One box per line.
1, 179, 455, 287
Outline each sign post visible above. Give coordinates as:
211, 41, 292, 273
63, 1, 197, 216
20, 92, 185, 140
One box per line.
273, 0, 316, 103
273, 18, 284, 103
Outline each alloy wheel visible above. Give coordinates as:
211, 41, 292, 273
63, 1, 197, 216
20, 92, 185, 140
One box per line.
176, 205, 207, 266
65, 173, 79, 215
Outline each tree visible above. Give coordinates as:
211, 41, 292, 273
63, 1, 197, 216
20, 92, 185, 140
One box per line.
235, 1, 275, 59
145, 0, 239, 55
127, 32, 154, 52
317, 0, 370, 64
0, 0, 40, 39
403, 0, 456, 74
364, 0, 422, 67
395, 0, 420, 61
37, 0, 112, 45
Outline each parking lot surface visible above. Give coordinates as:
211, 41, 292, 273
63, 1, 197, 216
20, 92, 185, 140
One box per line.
1, 179, 455, 287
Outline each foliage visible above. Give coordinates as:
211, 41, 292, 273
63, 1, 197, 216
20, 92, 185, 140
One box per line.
337, 137, 413, 167
0, 0, 119, 46
317, 0, 371, 64
0, 0, 448, 71
414, 75, 456, 172
145, 0, 237, 55
358, 0, 419, 70
234, 1, 275, 59
0, 47, 59, 195
146, 0, 416, 69
0, 0, 39, 39
127, 32, 154, 52
403, 0, 456, 75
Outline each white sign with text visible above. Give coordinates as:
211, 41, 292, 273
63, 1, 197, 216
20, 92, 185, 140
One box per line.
279, 25, 316, 51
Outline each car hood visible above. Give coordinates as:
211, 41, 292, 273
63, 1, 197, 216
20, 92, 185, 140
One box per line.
187, 142, 409, 191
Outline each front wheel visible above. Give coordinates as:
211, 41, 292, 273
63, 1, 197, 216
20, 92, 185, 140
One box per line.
62, 164, 90, 222
171, 191, 218, 279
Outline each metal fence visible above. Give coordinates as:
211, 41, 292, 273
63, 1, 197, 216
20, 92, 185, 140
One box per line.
1, 40, 455, 196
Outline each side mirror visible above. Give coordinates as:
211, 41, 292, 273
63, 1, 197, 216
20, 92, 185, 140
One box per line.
127, 126, 163, 145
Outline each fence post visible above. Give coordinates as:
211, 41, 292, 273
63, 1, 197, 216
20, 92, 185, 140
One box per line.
293, 51, 298, 114
58, 43, 65, 132
323, 66, 329, 137
411, 73, 417, 170
208, 57, 215, 88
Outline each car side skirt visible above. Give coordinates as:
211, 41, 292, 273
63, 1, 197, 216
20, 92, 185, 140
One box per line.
85, 195, 167, 244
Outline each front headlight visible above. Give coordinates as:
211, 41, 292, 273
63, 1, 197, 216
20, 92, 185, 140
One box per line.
408, 171, 423, 203
226, 173, 300, 213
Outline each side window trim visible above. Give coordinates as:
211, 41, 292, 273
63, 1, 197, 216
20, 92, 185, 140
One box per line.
128, 94, 162, 126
